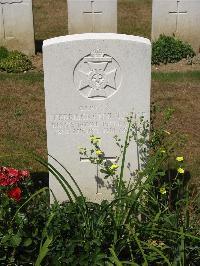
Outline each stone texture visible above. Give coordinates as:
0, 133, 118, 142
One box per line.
67, 0, 117, 34
43, 33, 151, 203
0, 0, 35, 55
152, 0, 200, 53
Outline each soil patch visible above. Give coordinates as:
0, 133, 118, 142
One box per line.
152, 57, 200, 73
31, 53, 43, 72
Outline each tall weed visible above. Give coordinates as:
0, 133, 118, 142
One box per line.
35, 112, 200, 265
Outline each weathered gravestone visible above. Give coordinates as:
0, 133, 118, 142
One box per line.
67, 0, 117, 34
0, 0, 35, 55
43, 33, 151, 203
152, 0, 200, 53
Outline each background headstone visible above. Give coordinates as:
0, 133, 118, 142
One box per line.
67, 0, 117, 34
0, 0, 35, 55
43, 33, 151, 203
152, 0, 200, 53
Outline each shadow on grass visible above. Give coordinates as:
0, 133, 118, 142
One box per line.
31, 171, 49, 190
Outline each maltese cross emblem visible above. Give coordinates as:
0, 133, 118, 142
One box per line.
74, 49, 122, 100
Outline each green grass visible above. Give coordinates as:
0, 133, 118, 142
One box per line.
0, 72, 43, 84
0, 72, 46, 172
152, 71, 200, 83
151, 73, 200, 184
0, 71, 199, 186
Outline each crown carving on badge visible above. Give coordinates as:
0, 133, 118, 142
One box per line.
91, 49, 104, 58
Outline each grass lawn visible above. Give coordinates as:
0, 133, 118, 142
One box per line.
1, 71, 199, 185
0, 0, 199, 187
152, 71, 200, 186
0, 73, 45, 172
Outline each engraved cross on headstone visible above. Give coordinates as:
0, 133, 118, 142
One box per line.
83, 0, 103, 32
169, 0, 187, 34
0, 0, 23, 40
80, 156, 116, 194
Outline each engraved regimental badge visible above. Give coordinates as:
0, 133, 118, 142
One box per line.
74, 49, 122, 100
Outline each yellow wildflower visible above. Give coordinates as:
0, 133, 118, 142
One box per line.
159, 187, 167, 195
96, 150, 103, 155
79, 147, 86, 153
164, 130, 171, 135
110, 164, 119, 170
160, 149, 166, 154
176, 156, 184, 162
148, 240, 165, 248
177, 167, 185, 174
90, 135, 101, 144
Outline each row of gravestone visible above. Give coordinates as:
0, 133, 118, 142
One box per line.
0, 0, 200, 56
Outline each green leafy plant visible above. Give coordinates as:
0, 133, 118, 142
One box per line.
1, 112, 200, 265
0, 46, 9, 60
35, 113, 200, 265
152, 35, 195, 65
0, 47, 32, 73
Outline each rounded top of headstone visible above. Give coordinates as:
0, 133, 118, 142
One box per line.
0, 0, 23, 3
43, 33, 151, 48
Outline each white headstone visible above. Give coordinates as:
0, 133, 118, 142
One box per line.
43, 33, 151, 203
67, 0, 117, 34
0, 0, 35, 55
152, 0, 200, 53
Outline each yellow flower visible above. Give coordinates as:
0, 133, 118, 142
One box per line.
96, 150, 103, 155
148, 240, 164, 247
79, 147, 86, 153
90, 135, 101, 144
177, 167, 185, 174
160, 149, 166, 154
110, 164, 119, 170
159, 187, 167, 195
164, 130, 171, 135
176, 156, 184, 162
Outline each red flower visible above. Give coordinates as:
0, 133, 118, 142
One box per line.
20, 170, 30, 178
7, 187, 22, 201
0, 172, 6, 180
6, 167, 19, 177
0, 167, 30, 201
0, 172, 11, 186
0, 167, 30, 187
